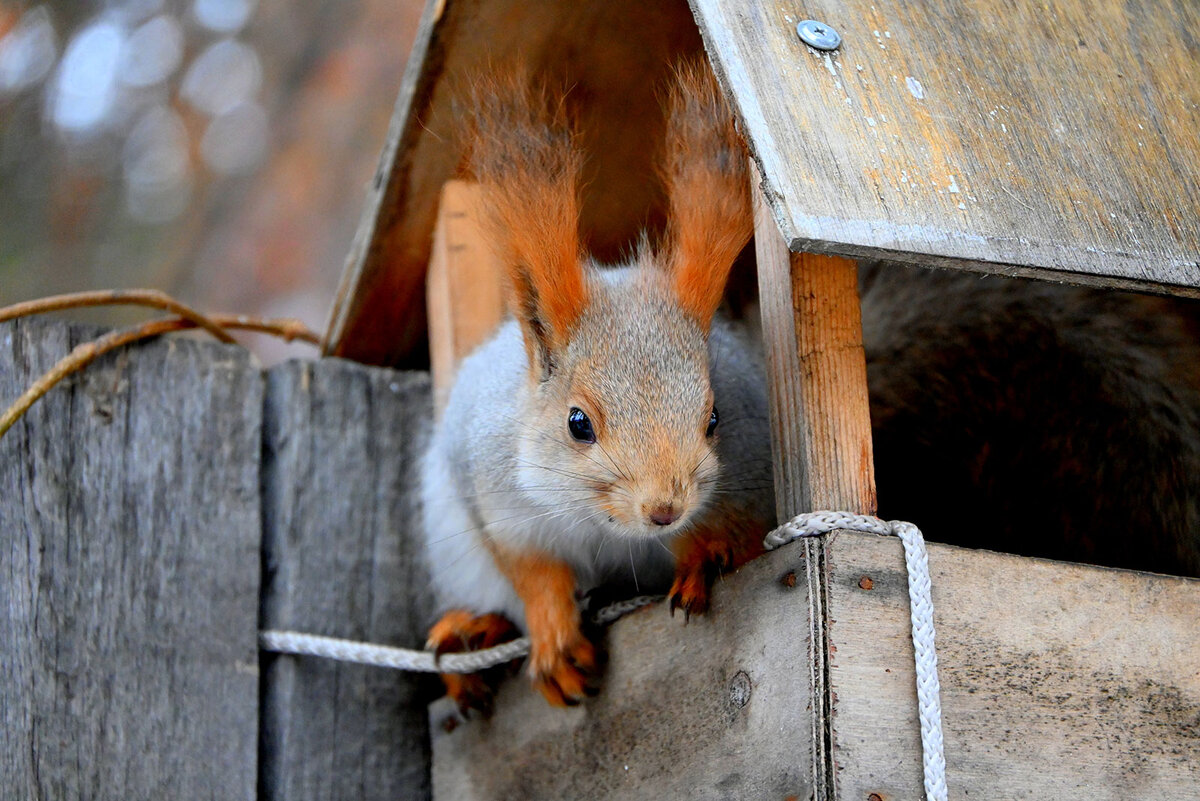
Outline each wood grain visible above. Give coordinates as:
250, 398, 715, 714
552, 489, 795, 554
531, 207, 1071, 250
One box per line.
260, 361, 435, 801
694, 0, 1200, 296
754, 165, 876, 519
430, 545, 820, 801
0, 319, 261, 800
324, 0, 705, 367
426, 181, 506, 417
826, 530, 1200, 799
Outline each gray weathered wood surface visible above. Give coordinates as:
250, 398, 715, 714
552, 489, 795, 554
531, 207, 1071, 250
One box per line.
693, 0, 1200, 296
430, 544, 821, 801
0, 319, 263, 800
432, 528, 1200, 800
260, 361, 434, 801
828, 530, 1200, 800
0, 320, 435, 800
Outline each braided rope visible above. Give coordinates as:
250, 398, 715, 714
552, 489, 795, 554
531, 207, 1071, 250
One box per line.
258, 595, 661, 675
766, 512, 948, 801
259, 513, 946, 799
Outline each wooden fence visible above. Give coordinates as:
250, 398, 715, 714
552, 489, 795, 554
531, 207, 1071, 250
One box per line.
1, 319, 433, 800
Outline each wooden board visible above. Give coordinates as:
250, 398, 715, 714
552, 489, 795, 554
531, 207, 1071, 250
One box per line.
0, 319, 262, 800
694, 0, 1200, 296
429, 525, 1200, 800
259, 361, 435, 801
426, 181, 506, 417
324, 0, 704, 367
430, 543, 822, 801
753, 166, 875, 519
827, 531, 1200, 799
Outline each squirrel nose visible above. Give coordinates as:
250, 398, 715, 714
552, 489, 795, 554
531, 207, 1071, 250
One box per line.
648, 505, 680, 527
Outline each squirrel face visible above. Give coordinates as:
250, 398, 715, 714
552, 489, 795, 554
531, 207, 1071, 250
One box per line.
469, 62, 752, 539
514, 266, 722, 537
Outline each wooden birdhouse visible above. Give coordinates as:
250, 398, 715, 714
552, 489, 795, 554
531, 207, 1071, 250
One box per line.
318, 0, 1200, 799
4, 0, 1200, 799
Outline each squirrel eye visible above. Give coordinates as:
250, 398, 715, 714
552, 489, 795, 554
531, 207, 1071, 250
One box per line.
568, 407, 596, 444
706, 406, 719, 437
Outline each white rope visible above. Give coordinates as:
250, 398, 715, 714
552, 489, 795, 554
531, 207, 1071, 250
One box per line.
258, 595, 661, 675
766, 512, 948, 801
258, 630, 532, 674
259, 513, 947, 800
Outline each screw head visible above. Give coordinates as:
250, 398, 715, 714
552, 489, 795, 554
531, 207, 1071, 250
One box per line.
797, 19, 842, 51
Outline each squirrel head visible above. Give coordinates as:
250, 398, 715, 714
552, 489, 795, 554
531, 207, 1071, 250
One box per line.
469, 62, 751, 537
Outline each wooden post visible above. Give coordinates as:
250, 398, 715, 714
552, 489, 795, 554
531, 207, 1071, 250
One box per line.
0, 319, 262, 800
426, 180, 506, 417
259, 361, 434, 801
752, 164, 876, 520
752, 162, 877, 800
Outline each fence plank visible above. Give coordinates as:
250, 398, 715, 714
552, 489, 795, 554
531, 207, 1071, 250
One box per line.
0, 319, 262, 800
260, 360, 434, 801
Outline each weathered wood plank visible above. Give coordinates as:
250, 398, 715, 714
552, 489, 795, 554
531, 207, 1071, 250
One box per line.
826, 530, 1200, 799
754, 165, 876, 519
323, 0, 445, 368
430, 545, 820, 801
426, 181, 506, 417
0, 319, 262, 799
695, 0, 1200, 296
260, 360, 435, 801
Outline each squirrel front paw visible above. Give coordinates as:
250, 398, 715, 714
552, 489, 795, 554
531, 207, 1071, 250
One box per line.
669, 526, 766, 620
527, 630, 598, 707
669, 555, 722, 620
428, 609, 521, 717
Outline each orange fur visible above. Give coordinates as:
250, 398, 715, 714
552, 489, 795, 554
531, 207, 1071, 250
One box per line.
668, 519, 766, 619
465, 72, 587, 369
487, 542, 597, 707
427, 610, 521, 716
660, 61, 753, 331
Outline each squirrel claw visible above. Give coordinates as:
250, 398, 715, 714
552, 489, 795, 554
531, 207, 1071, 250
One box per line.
427, 610, 521, 717
668, 566, 714, 621
529, 635, 597, 707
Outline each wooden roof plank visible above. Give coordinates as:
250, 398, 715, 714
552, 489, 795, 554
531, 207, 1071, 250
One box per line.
692, 0, 1200, 295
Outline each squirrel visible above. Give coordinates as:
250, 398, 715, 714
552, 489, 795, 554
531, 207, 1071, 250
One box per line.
420, 62, 1200, 716
419, 64, 774, 713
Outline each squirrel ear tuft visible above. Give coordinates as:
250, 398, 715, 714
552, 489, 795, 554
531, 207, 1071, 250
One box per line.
466, 69, 587, 378
660, 61, 752, 332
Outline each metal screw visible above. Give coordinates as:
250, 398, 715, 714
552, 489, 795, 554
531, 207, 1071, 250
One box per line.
797, 19, 842, 51
858, 575, 874, 590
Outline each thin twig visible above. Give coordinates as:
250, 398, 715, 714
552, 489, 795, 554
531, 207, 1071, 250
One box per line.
0, 289, 238, 344
0, 313, 321, 439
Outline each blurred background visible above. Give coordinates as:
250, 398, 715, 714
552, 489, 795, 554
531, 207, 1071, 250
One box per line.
0, 0, 424, 361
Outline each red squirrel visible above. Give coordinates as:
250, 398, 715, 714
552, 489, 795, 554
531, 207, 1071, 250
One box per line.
419, 64, 773, 713
419, 61, 1200, 716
